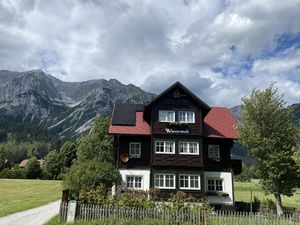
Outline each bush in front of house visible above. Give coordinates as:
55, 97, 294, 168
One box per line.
79, 184, 112, 205
118, 189, 157, 208
161, 191, 213, 212
79, 187, 159, 209
64, 160, 121, 199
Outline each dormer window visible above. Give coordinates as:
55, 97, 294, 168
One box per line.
159, 110, 175, 122
179, 111, 195, 123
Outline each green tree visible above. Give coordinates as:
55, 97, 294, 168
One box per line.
0, 129, 7, 143
0, 146, 6, 170
64, 160, 121, 198
44, 150, 62, 180
293, 145, 300, 169
26, 156, 42, 179
238, 84, 300, 215
64, 117, 120, 197
235, 163, 254, 182
76, 117, 113, 163
60, 141, 77, 168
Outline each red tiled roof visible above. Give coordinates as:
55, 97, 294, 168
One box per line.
203, 107, 238, 139
109, 107, 237, 138
109, 112, 151, 135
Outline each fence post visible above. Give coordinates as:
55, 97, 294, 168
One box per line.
204, 210, 208, 225
67, 200, 77, 223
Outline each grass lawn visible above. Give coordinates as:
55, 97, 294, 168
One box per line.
234, 179, 300, 209
0, 179, 62, 217
45, 216, 300, 225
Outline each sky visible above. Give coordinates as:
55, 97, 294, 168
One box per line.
1, 0, 300, 107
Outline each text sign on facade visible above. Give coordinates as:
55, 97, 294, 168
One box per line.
165, 128, 189, 134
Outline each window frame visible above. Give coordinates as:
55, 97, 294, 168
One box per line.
178, 111, 195, 123
126, 176, 143, 190
208, 145, 220, 159
159, 110, 176, 122
155, 140, 176, 154
129, 142, 141, 158
206, 178, 223, 192
179, 141, 199, 155
179, 174, 201, 190
154, 173, 176, 189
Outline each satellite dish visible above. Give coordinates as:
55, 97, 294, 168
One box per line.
120, 153, 129, 163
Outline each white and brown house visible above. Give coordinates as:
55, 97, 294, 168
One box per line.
108, 82, 241, 210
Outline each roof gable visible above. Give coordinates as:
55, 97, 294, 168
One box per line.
145, 81, 211, 116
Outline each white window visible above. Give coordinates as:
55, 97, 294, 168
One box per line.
179, 142, 199, 155
159, 110, 175, 122
207, 179, 223, 192
126, 176, 142, 189
208, 145, 220, 158
179, 174, 201, 190
155, 141, 175, 154
154, 174, 175, 189
179, 111, 195, 123
129, 142, 141, 158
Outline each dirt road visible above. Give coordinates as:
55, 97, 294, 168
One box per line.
0, 200, 60, 225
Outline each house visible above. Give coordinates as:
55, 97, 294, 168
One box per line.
19, 159, 45, 168
109, 82, 241, 210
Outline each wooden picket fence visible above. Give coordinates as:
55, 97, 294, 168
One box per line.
59, 201, 300, 225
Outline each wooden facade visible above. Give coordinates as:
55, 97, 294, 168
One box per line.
109, 82, 241, 207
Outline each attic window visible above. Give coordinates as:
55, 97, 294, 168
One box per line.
179, 111, 195, 123
159, 110, 175, 122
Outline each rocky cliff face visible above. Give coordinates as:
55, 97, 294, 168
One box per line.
0, 70, 155, 138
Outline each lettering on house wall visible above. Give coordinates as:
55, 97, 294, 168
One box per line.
165, 128, 189, 134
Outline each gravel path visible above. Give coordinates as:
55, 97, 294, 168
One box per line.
0, 200, 60, 225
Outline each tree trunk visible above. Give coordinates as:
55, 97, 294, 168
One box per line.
274, 194, 284, 216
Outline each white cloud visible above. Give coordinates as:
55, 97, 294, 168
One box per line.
1, 0, 300, 107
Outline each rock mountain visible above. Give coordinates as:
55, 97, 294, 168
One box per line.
1, 69, 300, 141
0, 70, 155, 139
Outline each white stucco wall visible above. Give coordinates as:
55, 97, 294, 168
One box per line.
204, 171, 233, 205
119, 169, 151, 191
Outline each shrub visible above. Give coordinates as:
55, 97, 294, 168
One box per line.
118, 190, 156, 208
161, 191, 212, 212
235, 196, 260, 212
260, 197, 276, 213
64, 160, 121, 198
26, 156, 42, 179
79, 184, 111, 204
0, 168, 27, 179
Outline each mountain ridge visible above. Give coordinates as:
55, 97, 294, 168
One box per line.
0, 69, 155, 139
1, 69, 300, 141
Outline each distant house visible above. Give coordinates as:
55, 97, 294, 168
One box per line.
109, 82, 242, 210
19, 159, 45, 168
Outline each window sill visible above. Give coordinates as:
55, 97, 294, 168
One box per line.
129, 156, 141, 159
209, 158, 221, 162
155, 187, 176, 190
205, 191, 229, 197
179, 153, 200, 156
155, 152, 176, 155
179, 188, 201, 191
